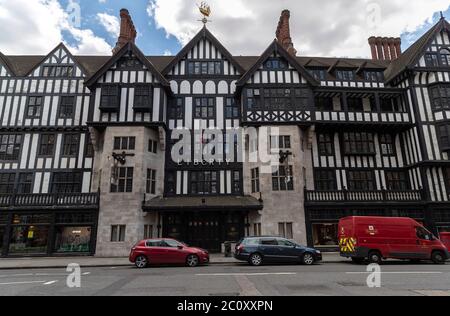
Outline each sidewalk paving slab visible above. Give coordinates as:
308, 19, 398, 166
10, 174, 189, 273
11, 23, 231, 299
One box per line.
0, 253, 347, 270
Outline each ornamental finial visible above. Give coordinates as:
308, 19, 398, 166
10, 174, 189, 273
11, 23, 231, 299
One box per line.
198, 2, 212, 25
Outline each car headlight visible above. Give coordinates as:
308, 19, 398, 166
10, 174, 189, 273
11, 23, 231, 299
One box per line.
315, 250, 321, 254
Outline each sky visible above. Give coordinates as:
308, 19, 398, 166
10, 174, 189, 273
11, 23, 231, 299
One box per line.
0, 0, 450, 58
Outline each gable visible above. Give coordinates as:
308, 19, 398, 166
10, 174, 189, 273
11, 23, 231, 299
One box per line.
245, 52, 308, 85
162, 27, 244, 76
416, 29, 450, 67
85, 42, 169, 88
0, 53, 13, 77
237, 41, 319, 87
95, 51, 161, 85
0, 62, 11, 77
27, 43, 87, 78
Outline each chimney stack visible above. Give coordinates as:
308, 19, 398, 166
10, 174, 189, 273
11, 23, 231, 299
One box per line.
368, 36, 402, 61
276, 10, 297, 56
112, 9, 137, 55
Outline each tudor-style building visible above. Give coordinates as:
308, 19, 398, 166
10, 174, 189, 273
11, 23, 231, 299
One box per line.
0, 8, 450, 256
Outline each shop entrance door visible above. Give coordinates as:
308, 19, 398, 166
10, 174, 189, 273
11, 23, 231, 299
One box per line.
185, 213, 221, 252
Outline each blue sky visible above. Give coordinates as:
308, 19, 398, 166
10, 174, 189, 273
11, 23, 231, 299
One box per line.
58, 0, 181, 56
1, 0, 450, 57
401, 8, 450, 50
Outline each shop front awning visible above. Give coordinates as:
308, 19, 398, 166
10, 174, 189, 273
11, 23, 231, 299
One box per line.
142, 196, 264, 212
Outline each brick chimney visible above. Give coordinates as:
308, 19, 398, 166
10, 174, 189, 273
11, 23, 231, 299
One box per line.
112, 9, 137, 55
368, 36, 402, 61
276, 10, 297, 56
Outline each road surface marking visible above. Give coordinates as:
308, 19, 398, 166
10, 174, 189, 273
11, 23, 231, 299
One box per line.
0, 281, 47, 286
0, 274, 33, 278
346, 272, 443, 275
235, 275, 262, 296
196, 273, 297, 276
82, 272, 91, 275
44, 280, 58, 285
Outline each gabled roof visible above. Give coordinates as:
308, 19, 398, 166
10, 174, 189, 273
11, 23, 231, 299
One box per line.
236, 40, 320, 87
385, 17, 450, 83
24, 43, 89, 77
0, 51, 15, 75
85, 42, 170, 87
161, 26, 245, 75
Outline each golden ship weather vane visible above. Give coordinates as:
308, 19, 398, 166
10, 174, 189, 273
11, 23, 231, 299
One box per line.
198, 2, 212, 25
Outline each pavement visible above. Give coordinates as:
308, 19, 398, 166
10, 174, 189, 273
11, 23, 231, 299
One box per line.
0, 253, 347, 270
0, 261, 448, 296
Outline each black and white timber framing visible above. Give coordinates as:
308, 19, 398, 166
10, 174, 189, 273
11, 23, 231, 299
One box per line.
1, 17, 450, 255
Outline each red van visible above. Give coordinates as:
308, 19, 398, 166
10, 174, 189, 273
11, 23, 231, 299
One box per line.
440, 232, 450, 251
338, 216, 449, 264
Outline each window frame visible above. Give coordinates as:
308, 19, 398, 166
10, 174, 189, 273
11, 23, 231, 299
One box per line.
314, 169, 337, 191
251, 168, 260, 193
38, 133, 56, 157
58, 96, 76, 119
342, 132, 376, 156
347, 170, 376, 191
26, 96, 43, 119
133, 84, 153, 112
110, 167, 134, 193
385, 170, 410, 191
146, 169, 157, 195
113, 137, 136, 151
100, 85, 121, 112
0, 134, 22, 162
51, 172, 83, 193
194, 97, 216, 119
42, 65, 74, 78
272, 165, 294, 191
190, 171, 219, 195
187, 60, 223, 75
379, 134, 396, 156
317, 133, 334, 156
62, 133, 80, 157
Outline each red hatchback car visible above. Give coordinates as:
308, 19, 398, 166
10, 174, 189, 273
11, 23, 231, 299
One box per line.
129, 238, 209, 268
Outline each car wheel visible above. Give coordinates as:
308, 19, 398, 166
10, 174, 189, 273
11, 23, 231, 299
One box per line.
301, 252, 315, 265
186, 254, 200, 267
249, 253, 263, 266
431, 251, 446, 265
351, 257, 365, 264
135, 255, 148, 269
368, 251, 382, 264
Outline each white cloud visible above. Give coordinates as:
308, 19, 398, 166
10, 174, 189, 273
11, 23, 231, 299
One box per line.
97, 12, 120, 38
0, 0, 112, 55
147, 0, 450, 58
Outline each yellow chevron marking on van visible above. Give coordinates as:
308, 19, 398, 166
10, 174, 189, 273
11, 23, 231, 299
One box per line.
339, 238, 356, 253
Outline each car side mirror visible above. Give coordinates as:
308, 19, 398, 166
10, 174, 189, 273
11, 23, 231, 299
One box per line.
177, 245, 184, 250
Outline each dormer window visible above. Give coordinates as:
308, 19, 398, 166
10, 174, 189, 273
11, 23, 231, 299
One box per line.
309, 69, 327, 81
336, 70, 355, 81
364, 71, 384, 82
264, 58, 288, 70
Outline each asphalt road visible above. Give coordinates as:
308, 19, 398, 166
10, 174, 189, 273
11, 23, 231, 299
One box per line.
0, 261, 449, 296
